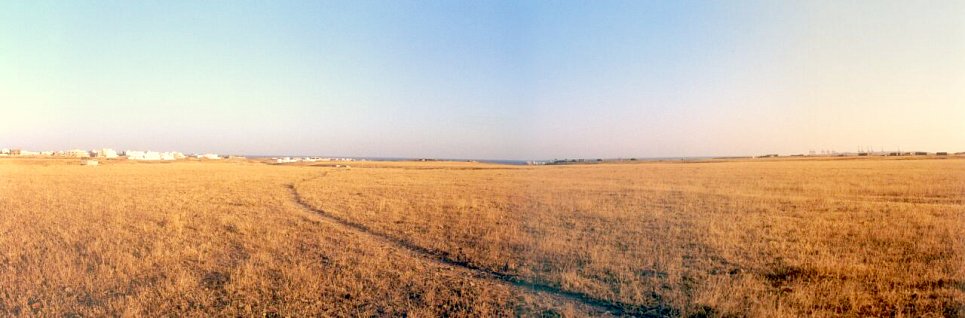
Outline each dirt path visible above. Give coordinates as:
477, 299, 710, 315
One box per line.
286, 173, 674, 317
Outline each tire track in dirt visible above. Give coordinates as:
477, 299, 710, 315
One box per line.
286, 172, 674, 317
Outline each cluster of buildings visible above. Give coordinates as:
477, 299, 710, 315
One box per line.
273, 157, 358, 164
771, 150, 957, 158
0, 148, 225, 161
124, 150, 186, 161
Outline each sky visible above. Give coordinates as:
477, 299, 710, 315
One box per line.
1, 1, 963, 160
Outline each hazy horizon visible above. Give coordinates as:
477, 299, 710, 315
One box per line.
3, 1, 963, 160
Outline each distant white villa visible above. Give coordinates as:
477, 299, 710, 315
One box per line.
275, 157, 298, 163
123, 150, 164, 161
159, 152, 185, 160
197, 153, 221, 160
91, 148, 119, 159
65, 149, 90, 158
126, 151, 157, 160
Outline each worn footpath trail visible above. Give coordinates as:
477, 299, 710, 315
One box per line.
285, 170, 675, 317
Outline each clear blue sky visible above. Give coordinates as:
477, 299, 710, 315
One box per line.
2, 1, 963, 160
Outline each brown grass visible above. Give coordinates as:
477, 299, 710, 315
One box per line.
1, 157, 963, 316
0, 159, 575, 316
295, 157, 965, 317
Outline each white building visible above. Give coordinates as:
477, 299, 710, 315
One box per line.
124, 150, 144, 159
124, 150, 186, 161
93, 148, 118, 159
198, 153, 221, 160
65, 149, 89, 158
125, 150, 162, 160
275, 157, 298, 163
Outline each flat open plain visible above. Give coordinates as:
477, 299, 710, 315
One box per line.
1, 157, 962, 316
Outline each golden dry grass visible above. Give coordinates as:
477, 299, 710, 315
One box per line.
1, 157, 963, 317
295, 157, 965, 317
0, 159, 578, 316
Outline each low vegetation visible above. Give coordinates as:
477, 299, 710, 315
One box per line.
295, 158, 965, 316
1, 157, 962, 316
0, 159, 572, 316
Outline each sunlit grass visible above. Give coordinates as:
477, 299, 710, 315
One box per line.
296, 157, 965, 316
1, 157, 962, 316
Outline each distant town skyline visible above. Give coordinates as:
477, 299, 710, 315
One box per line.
0, 144, 960, 161
2, 1, 963, 160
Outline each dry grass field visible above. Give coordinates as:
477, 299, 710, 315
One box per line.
2, 157, 963, 316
